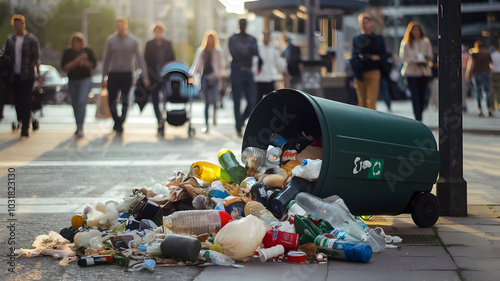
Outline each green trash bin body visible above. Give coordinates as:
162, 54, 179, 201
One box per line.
242, 89, 439, 216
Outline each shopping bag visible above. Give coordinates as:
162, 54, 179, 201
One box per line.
95, 88, 111, 119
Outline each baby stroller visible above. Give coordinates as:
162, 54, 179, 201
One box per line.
161, 61, 199, 137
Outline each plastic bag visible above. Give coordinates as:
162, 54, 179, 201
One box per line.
95, 88, 111, 119
214, 215, 269, 261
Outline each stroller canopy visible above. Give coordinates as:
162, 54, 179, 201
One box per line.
161, 61, 199, 100
160, 61, 191, 79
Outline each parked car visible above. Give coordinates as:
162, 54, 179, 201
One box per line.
36, 64, 69, 104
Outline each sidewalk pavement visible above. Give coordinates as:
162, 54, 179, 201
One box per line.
0, 96, 499, 281
379, 98, 500, 134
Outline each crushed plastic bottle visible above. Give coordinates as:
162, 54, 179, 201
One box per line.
202, 250, 236, 266
295, 192, 384, 252
292, 159, 322, 181
244, 201, 280, 227
192, 194, 213, 210
162, 210, 233, 236
322, 195, 386, 251
241, 147, 267, 172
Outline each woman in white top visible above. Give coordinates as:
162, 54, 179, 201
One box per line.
400, 21, 433, 122
191, 30, 223, 133
255, 31, 287, 101
491, 46, 500, 110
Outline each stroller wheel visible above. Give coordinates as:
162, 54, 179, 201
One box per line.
32, 119, 39, 131
188, 127, 195, 137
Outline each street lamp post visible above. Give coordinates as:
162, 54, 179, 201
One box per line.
436, 0, 468, 216
82, 8, 101, 42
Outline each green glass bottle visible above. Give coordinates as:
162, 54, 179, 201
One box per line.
218, 149, 247, 185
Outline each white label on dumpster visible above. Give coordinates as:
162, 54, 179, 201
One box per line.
353, 157, 384, 180
352, 157, 372, 174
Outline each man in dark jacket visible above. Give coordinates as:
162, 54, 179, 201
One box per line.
144, 21, 175, 136
228, 18, 260, 137
282, 36, 302, 89
4, 14, 42, 137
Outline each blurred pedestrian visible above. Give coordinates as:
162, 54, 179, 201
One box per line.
462, 44, 470, 112
191, 30, 223, 134
400, 21, 433, 121
350, 13, 388, 110
466, 40, 493, 117
144, 21, 175, 137
61, 32, 96, 138
4, 14, 42, 137
228, 18, 260, 137
379, 52, 394, 112
281, 35, 301, 89
255, 31, 286, 101
101, 16, 149, 135
491, 44, 500, 111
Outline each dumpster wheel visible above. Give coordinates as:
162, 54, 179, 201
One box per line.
411, 192, 440, 228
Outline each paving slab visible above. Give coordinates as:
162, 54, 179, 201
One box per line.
454, 257, 500, 271
438, 232, 500, 247
461, 270, 500, 281
447, 245, 500, 258
437, 224, 500, 233
325, 270, 461, 281
330, 249, 456, 271
194, 261, 328, 281
438, 216, 500, 226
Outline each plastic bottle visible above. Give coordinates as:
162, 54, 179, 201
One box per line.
189, 161, 233, 183
269, 177, 316, 219
244, 201, 280, 227
160, 234, 201, 263
292, 159, 322, 181
192, 195, 213, 210
162, 210, 232, 236
262, 229, 300, 252
241, 147, 267, 172
314, 235, 372, 263
295, 192, 383, 252
287, 200, 307, 217
258, 245, 285, 262
323, 195, 385, 251
77, 254, 130, 267
218, 149, 247, 184
202, 250, 235, 266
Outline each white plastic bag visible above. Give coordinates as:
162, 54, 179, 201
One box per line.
214, 215, 269, 261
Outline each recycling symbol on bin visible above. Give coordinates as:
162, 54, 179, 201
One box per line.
353, 157, 384, 180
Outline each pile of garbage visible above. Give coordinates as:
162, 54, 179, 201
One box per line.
16, 132, 401, 270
